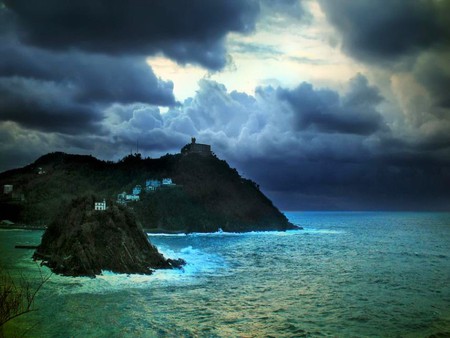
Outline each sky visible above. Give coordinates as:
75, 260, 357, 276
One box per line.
1, 0, 450, 211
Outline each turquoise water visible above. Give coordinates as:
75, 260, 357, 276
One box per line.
1, 212, 450, 337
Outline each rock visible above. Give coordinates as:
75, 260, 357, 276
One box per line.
33, 195, 184, 277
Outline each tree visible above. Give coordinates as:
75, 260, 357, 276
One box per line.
0, 264, 51, 336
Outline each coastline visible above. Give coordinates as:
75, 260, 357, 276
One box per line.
0, 224, 46, 231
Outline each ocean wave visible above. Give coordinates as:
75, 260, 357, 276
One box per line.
301, 228, 345, 234
147, 228, 304, 238
156, 245, 227, 277
45, 244, 227, 294
145, 232, 187, 237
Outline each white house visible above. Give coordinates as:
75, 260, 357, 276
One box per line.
162, 178, 173, 185
94, 199, 107, 211
132, 185, 142, 195
145, 179, 161, 191
126, 194, 140, 202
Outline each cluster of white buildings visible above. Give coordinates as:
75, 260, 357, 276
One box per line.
94, 177, 176, 210
145, 178, 174, 191
116, 178, 175, 204
116, 186, 140, 204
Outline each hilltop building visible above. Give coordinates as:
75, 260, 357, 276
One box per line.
181, 137, 212, 156
94, 199, 107, 211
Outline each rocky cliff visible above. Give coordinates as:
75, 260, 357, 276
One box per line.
33, 195, 184, 277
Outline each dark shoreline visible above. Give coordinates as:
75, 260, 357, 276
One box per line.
0, 224, 46, 230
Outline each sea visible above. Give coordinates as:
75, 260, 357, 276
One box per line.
1, 212, 450, 337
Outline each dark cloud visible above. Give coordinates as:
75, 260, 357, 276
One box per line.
103, 104, 188, 154
0, 28, 176, 135
4, 0, 260, 70
317, 0, 450, 167
0, 122, 59, 172
414, 52, 450, 108
0, 38, 176, 106
278, 74, 385, 135
318, 0, 450, 64
0, 77, 104, 134
238, 148, 450, 211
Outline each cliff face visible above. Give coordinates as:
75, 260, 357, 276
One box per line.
33, 195, 184, 277
0, 151, 300, 232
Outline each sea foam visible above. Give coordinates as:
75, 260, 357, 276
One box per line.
147, 228, 304, 238
46, 244, 226, 294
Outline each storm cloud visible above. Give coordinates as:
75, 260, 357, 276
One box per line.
0, 77, 103, 134
1, 1, 449, 210
317, 0, 450, 120
317, 0, 450, 186
318, 0, 450, 64
0, 0, 261, 139
278, 74, 385, 135
414, 51, 450, 109
0, 41, 175, 105
4, 0, 260, 70
0, 38, 176, 134
0, 2, 178, 137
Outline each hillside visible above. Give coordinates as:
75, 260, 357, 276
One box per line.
0, 148, 299, 232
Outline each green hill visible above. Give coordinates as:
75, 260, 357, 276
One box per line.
0, 149, 299, 232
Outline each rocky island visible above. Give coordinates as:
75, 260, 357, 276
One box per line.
33, 195, 184, 277
0, 139, 300, 232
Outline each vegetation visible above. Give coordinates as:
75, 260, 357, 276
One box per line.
0, 151, 297, 232
0, 265, 50, 336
